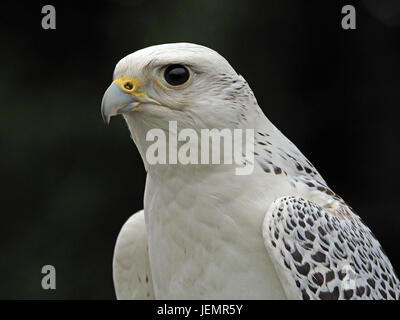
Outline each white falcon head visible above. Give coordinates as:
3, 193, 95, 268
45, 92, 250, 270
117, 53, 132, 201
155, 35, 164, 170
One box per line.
101, 43, 263, 168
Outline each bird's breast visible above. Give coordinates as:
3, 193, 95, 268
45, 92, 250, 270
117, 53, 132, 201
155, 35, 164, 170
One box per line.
143, 165, 289, 299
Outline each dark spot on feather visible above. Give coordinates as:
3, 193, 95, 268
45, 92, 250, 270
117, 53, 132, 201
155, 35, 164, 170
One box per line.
301, 289, 310, 300
309, 285, 317, 293
291, 247, 303, 263
312, 272, 324, 286
304, 167, 312, 174
296, 231, 305, 241
320, 237, 329, 247
367, 278, 375, 289
326, 271, 334, 283
283, 238, 291, 251
319, 286, 339, 300
356, 286, 365, 297
303, 242, 313, 250
305, 230, 315, 241
318, 226, 327, 236
325, 189, 334, 196
260, 162, 271, 173
273, 166, 282, 175
344, 289, 353, 300
295, 262, 310, 276
312, 251, 326, 263
334, 242, 343, 254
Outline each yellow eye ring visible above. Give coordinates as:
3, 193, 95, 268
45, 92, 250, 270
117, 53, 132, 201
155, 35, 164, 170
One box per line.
123, 81, 134, 91
113, 77, 141, 94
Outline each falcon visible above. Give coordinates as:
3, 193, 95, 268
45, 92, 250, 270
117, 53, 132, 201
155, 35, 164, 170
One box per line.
101, 43, 400, 299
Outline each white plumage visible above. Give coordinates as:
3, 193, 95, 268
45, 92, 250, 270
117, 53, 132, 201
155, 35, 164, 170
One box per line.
102, 43, 400, 299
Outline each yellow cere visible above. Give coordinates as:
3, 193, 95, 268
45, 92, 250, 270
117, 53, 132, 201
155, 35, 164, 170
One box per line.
113, 76, 147, 98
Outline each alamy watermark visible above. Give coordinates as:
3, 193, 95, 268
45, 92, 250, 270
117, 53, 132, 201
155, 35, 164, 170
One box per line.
341, 5, 356, 30
41, 5, 355, 31
145, 121, 255, 175
41, 265, 56, 290
41, 5, 56, 30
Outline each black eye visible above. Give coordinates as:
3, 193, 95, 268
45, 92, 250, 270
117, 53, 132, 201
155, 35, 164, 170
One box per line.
164, 64, 190, 86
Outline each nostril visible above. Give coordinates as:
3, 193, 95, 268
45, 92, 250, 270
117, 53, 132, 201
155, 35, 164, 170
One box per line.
124, 82, 133, 90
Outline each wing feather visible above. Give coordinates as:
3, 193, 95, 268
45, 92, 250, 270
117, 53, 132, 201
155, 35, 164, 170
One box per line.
263, 196, 400, 300
113, 210, 154, 299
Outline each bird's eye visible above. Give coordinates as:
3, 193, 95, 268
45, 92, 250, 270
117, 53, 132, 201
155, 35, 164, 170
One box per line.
164, 64, 190, 86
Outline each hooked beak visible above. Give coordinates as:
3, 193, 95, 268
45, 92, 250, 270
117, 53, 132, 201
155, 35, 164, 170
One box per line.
101, 76, 155, 125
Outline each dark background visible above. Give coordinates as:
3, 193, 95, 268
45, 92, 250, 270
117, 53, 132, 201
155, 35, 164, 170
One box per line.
0, 0, 399, 299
